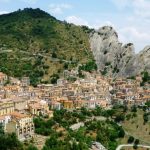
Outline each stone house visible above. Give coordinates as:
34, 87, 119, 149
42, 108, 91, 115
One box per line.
6, 112, 34, 141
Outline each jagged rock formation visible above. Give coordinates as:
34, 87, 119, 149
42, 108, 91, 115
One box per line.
90, 26, 150, 77
124, 46, 150, 76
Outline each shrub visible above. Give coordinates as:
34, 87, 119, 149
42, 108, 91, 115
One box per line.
118, 127, 125, 138
105, 62, 111, 66
79, 60, 97, 72
52, 52, 57, 58
134, 139, 139, 145
133, 144, 138, 149
104, 50, 108, 54
131, 105, 137, 112
63, 63, 69, 69
128, 136, 134, 143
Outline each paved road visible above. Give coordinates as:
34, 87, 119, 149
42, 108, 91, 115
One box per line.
21, 50, 72, 63
116, 144, 150, 150
0, 49, 76, 64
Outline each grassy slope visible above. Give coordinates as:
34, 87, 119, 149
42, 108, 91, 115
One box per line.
119, 109, 150, 146
0, 8, 94, 85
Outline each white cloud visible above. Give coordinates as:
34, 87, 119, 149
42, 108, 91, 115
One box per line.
65, 16, 89, 26
111, 0, 130, 9
91, 20, 115, 29
133, 0, 150, 9
49, 3, 72, 15
20, 0, 38, 4
133, 0, 150, 18
110, 0, 150, 52
65, 16, 116, 30
112, 0, 150, 18
0, 11, 9, 15
119, 27, 150, 41
118, 26, 150, 52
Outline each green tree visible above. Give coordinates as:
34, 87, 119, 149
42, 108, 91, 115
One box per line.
0, 123, 4, 135
131, 105, 137, 112
134, 139, 139, 145
133, 144, 138, 149
118, 127, 125, 138
128, 136, 134, 143
123, 105, 128, 113
126, 114, 131, 120
50, 74, 59, 84
63, 63, 69, 69
96, 130, 108, 146
143, 113, 149, 123
52, 52, 57, 58
79, 60, 97, 72
115, 114, 125, 122
27, 144, 38, 150
145, 101, 150, 107
44, 135, 58, 149
0, 133, 23, 150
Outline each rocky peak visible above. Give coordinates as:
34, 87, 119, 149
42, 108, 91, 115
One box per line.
122, 43, 135, 56
139, 46, 150, 55
97, 26, 118, 41
90, 26, 150, 77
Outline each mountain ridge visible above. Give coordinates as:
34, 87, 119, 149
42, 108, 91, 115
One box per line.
0, 8, 94, 86
0, 8, 149, 85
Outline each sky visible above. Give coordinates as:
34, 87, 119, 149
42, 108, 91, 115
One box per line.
0, 0, 150, 53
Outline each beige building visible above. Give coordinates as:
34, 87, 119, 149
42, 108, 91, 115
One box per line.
6, 112, 34, 141
0, 98, 27, 116
0, 99, 14, 116
14, 98, 27, 112
21, 77, 30, 87
28, 100, 49, 116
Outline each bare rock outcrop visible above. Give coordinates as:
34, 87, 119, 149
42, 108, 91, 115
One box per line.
90, 26, 150, 77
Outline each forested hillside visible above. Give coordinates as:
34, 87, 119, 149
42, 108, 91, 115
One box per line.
0, 8, 94, 86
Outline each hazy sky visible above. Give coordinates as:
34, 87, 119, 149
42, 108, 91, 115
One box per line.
0, 0, 150, 53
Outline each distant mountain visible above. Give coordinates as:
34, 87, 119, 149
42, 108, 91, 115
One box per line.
90, 26, 150, 78
0, 8, 94, 86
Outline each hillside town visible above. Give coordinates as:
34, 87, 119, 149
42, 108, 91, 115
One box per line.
0, 70, 149, 142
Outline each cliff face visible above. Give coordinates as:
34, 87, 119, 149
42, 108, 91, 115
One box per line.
125, 46, 150, 76
90, 26, 150, 77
